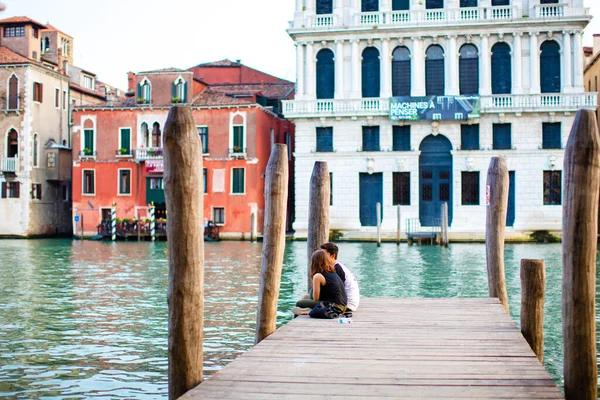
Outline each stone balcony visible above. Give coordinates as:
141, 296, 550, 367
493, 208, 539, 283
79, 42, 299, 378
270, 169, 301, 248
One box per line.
135, 147, 163, 161
0, 157, 19, 173
282, 93, 598, 119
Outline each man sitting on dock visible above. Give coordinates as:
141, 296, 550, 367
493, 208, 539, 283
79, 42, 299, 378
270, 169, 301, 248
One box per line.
321, 242, 360, 312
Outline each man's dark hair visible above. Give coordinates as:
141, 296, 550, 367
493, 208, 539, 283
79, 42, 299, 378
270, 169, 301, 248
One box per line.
320, 242, 339, 258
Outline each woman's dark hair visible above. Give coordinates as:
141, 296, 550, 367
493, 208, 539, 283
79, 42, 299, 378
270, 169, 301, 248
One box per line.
320, 242, 339, 259
310, 249, 335, 277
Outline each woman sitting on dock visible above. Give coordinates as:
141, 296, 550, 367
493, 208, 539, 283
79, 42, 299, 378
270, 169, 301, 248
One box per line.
292, 249, 347, 317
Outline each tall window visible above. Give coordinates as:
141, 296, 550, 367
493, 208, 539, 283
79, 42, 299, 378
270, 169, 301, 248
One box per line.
393, 0, 410, 10
141, 122, 150, 147
7, 129, 18, 158
540, 41, 561, 94
232, 125, 244, 153
43, 37, 50, 52
83, 129, 94, 155
54, 88, 60, 108
316, 49, 335, 100
362, 126, 380, 151
362, 0, 379, 12
152, 122, 161, 147
316, 0, 333, 14
31, 183, 42, 200
33, 82, 43, 102
426, 45, 445, 96
83, 76, 93, 89
203, 168, 208, 193
197, 126, 209, 153
459, 44, 479, 95
543, 171, 561, 205
33, 133, 38, 167
426, 0, 444, 9
392, 46, 411, 97
120, 128, 131, 154
316, 127, 334, 152
461, 124, 480, 150
138, 79, 151, 103
393, 172, 411, 205
1, 182, 20, 198
493, 123, 512, 150
362, 47, 380, 98
172, 78, 187, 103
119, 170, 131, 195
491, 42, 512, 94
461, 171, 479, 205
542, 122, 561, 149
83, 170, 95, 195
232, 168, 245, 194
213, 207, 225, 224
8, 74, 18, 110
392, 126, 411, 151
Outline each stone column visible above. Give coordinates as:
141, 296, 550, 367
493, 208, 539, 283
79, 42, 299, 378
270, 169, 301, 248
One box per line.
296, 42, 305, 100
529, 32, 540, 94
513, 33, 523, 94
573, 30, 584, 92
562, 31, 573, 93
335, 40, 345, 99
411, 36, 426, 96
448, 35, 459, 95
480, 34, 491, 96
381, 38, 392, 98
351, 39, 361, 98
306, 41, 315, 98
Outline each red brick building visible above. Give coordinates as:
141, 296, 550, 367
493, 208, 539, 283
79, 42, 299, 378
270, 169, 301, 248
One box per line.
72, 61, 295, 239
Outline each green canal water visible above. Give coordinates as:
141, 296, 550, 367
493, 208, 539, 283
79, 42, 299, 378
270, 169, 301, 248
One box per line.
0, 239, 598, 398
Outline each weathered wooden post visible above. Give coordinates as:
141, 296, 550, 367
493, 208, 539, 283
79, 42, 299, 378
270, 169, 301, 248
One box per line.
520, 259, 545, 363
164, 106, 204, 400
137, 212, 141, 242
376, 202, 381, 247
396, 205, 401, 246
307, 161, 330, 290
250, 212, 256, 242
562, 109, 599, 400
111, 202, 117, 241
255, 144, 288, 345
485, 157, 509, 313
80, 214, 84, 240
442, 202, 449, 247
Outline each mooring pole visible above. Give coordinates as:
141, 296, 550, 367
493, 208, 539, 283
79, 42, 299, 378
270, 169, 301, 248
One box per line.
442, 202, 449, 247
396, 205, 401, 246
485, 156, 509, 313
307, 161, 330, 291
149, 202, 156, 242
111, 202, 116, 241
376, 202, 381, 247
80, 214, 84, 240
255, 144, 288, 344
562, 109, 599, 400
164, 106, 204, 400
250, 212, 256, 242
520, 259, 545, 363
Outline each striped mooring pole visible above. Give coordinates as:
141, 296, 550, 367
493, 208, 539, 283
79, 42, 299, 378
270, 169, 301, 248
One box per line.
111, 202, 117, 241
149, 202, 156, 242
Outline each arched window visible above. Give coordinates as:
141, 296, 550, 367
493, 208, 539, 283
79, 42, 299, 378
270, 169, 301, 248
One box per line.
138, 79, 151, 103
7, 129, 18, 158
540, 40, 561, 93
8, 74, 18, 110
426, 45, 445, 96
392, 46, 411, 96
362, 47, 380, 98
459, 44, 479, 95
426, 0, 443, 9
491, 42, 511, 94
393, 0, 410, 10
362, 0, 379, 12
172, 78, 187, 103
316, 49, 335, 99
152, 122, 161, 148
44, 37, 49, 52
141, 122, 150, 148
33, 133, 38, 167
316, 0, 333, 14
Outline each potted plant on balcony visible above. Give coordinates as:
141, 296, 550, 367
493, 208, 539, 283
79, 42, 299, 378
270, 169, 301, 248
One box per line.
137, 97, 147, 104
119, 148, 128, 155
148, 148, 163, 157
233, 145, 242, 152
83, 148, 92, 155
171, 97, 182, 104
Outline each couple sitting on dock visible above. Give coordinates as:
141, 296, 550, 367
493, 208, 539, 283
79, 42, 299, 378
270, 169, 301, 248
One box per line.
293, 242, 360, 319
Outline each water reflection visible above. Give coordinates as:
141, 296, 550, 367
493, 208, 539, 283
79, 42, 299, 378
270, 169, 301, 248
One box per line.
0, 240, 598, 398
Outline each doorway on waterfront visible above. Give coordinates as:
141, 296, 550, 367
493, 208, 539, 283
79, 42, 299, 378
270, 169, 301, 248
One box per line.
419, 134, 453, 227
359, 173, 383, 226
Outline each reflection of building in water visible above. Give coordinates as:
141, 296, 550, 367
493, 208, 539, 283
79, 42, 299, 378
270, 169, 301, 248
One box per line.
284, 0, 595, 240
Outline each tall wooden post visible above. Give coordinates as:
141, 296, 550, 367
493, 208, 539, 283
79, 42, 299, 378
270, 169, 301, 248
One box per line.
485, 157, 509, 313
520, 259, 545, 363
562, 109, 599, 400
255, 144, 288, 344
396, 205, 401, 245
376, 202, 381, 247
442, 202, 449, 247
164, 106, 204, 400
250, 212, 256, 242
307, 161, 330, 290
80, 214, 84, 240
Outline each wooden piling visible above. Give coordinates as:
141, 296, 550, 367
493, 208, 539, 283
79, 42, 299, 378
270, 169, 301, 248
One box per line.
250, 212, 255, 242
442, 202, 449, 247
255, 144, 288, 345
396, 205, 401, 245
80, 214, 84, 240
520, 259, 545, 363
562, 109, 599, 400
307, 161, 330, 290
163, 106, 204, 400
485, 157, 510, 313
376, 202, 381, 247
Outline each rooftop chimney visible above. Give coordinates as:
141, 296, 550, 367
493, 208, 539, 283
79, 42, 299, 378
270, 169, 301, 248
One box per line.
594, 34, 600, 56
127, 71, 136, 93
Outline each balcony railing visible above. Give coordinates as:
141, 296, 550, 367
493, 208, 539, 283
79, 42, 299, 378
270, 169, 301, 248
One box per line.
79, 150, 97, 160
228, 147, 247, 158
135, 147, 163, 161
283, 93, 598, 118
534, 4, 566, 18
0, 157, 19, 173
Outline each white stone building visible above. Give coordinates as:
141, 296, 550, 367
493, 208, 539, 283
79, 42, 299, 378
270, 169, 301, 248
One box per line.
284, 0, 596, 240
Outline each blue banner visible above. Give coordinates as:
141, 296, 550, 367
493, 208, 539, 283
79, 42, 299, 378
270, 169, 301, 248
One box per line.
389, 96, 481, 121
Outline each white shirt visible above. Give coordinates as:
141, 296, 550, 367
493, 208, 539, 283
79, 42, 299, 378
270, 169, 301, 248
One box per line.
336, 262, 360, 311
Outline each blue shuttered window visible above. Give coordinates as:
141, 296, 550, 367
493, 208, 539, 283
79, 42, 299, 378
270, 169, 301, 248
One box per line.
493, 123, 512, 150
362, 126, 380, 152
316, 127, 334, 152
393, 126, 411, 151
461, 172, 480, 205
392, 46, 411, 96
393, 0, 410, 10
461, 124, 480, 150
540, 41, 561, 93
362, 47, 380, 98
491, 43, 512, 94
362, 0, 379, 12
542, 122, 561, 149
426, 0, 444, 9
460, 0, 477, 6
316, 49, 335, 99
459, 44, 479, 95
543, 171, 561, 205
491, 0, 509, 5
426, 45, 445, 96
393, 172, 411, 205
316, 0, 333, 14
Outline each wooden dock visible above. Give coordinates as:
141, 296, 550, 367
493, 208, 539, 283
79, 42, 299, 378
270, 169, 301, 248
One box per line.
181, 298, 563, 399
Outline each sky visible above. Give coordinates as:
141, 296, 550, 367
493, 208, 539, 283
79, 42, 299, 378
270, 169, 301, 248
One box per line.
1, 0, 599, 90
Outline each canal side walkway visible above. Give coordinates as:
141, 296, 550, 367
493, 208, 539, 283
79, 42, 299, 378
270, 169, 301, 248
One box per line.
181, 298, 562, 399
